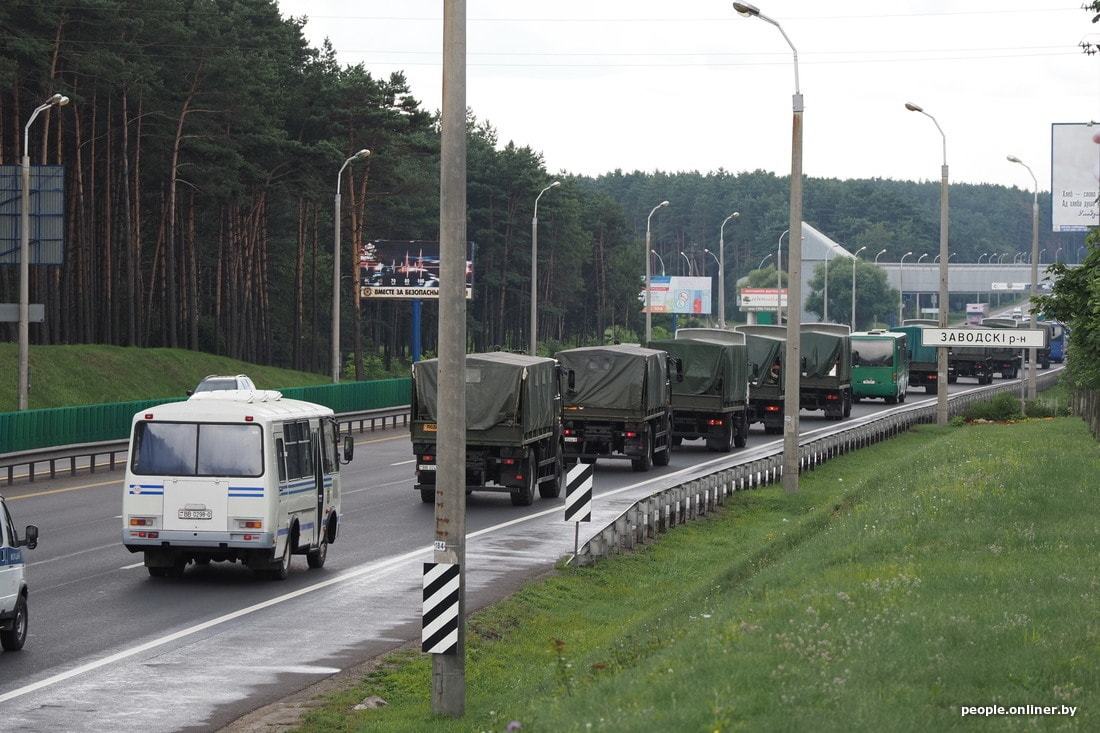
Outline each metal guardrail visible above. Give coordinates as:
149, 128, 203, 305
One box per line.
575, 370, 1062, 566
0, 405, 410, 486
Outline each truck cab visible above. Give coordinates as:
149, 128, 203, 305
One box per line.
0, 497, 39, 652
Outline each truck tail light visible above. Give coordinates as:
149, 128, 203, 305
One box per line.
563, 428, 574, 436
624, 431, 637, 438
502, 458, 516, 465
423, 454, 434, 462
928, 374, 937, 381
826, 393, 839, 401
707, 418, 723, 426
765, 405, 781, 412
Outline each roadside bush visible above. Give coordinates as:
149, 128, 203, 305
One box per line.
1024, 400, 1055, 418
962, 392, 1022, 421
949, 415, 966, 427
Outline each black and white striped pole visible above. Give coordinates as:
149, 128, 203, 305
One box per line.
565, 461, 594, 559
422, 562, 460, 654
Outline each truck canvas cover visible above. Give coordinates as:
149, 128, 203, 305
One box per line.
413, 352, 558, 433
735, 327, 785, 390
800, 327, 851, 381
555, 345, 667, 414
649, 338, 748, 403
891, 324, 938, 364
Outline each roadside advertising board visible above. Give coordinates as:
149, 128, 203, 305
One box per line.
359, 240, 474, 300
643, 276, 712, 314
920, 328, 1047, 349
1051, 123, 1100, 232
736, 287, 788, 311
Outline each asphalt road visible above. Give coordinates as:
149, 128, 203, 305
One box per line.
0, 367, 1060, 730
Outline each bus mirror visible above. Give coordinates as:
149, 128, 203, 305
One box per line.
22, 525, 38, 550
342, 435, 355, 463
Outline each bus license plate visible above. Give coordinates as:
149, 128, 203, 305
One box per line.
178, 508, 213, 520
862, 379, 876, 385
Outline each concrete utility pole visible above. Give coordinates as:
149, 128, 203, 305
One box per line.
530, 181, 560, 355
18, 93, 68, 411
332, 149, 370, 383
851, 246, 867, 328
644, 200, 669, 342
906, 102, 950, 426
717, 212, 739, 327
898, 251, 913, 324
733, 1, 803, 493
1008, 154, 1039, 401
433, 0, 467, 716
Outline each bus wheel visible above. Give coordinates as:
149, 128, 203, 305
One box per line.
264, 540, 292, 581
307, 538, 328, 569
420, 488, 436, 504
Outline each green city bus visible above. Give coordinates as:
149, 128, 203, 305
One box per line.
851, 330, 909, 404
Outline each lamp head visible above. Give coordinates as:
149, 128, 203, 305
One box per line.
55, 95, 70, 107
731, 211, 740, 220
732, 2, 760, 17
660, 200, 670, 208
355, 148, 371, 159
550, 181, 561, 188
904, 102, 923, 113
1006, 154, 1021, 163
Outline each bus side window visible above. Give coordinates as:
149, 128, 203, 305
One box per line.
276, 437, 287, 482
285, 422, 303, 479
299, 420, 314, 477
321, 420, 335, 474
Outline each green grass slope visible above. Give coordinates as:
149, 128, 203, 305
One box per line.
302, 417, 1099, 732
0, 344, 330, 411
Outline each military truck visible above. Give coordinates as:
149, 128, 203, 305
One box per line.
411, 352, 566, 506
555, 344, 676, 472
851, 330, 909, 403
983, 317, 1051, 370
892, 322, 945, 392
979, 318, 1025, 377
800, 324, 853, 420
943, 325, 996, 384
734, 324, 786, 434
651, 333, 750, 452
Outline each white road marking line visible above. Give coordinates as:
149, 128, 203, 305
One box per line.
0, 371, 1060, 706
28, 543, 120, 568
120, 562, 145, 570
389, 459, 415, 466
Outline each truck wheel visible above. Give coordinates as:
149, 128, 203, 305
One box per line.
843, 392, 852, 418
733, 412, 748, 449
1041, 359, 1050, 369
420, 488, 436, 504
0, 596, 27, 651
898, 391, 906, 403
706, 419, 734, 453
511, 453, 537, 506
947, 375, 957, 384
539, 445, 563, 499
631, 427, 653, 472
925, 384, 935, 394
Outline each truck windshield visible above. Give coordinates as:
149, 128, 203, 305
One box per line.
852, 340, 894, 367
131, 422, 263, 477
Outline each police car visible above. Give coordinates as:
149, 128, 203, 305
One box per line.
0, 496, 39, 652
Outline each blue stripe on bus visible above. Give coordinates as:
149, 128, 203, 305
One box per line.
0, 547, 24, 567
128, 490, 163, 495
228, 494, 263, 498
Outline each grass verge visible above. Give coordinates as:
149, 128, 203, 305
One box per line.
299, 417, 1099, 732
0, 343, 331, 410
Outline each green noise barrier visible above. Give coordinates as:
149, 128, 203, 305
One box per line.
0, 378, 410, 454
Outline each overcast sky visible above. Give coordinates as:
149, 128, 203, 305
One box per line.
275, 0, 1099, 192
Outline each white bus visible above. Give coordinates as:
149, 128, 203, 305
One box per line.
121, 390, 353, 579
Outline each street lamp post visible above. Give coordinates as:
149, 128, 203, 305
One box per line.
679, 250, 691, 276
915, 253, 929, 317
332, 148, 370, 383
1007, 154, 1039, 400
716, 212, 739, 327
851, 246, 867, 328
978, 252, 988, 264
733, 1, 803, 493
18, 92, 69, 411
898, 251, 913, 323
906, 101, 950, 426
530, 180, 560, 355
759, 252, 773, 269
874, 248, 887, 264
823, 247, 831, 322
645, 201, 670, 342
1055, 247, 1062, 263
651, 249, 666, 276
703, 247, 722, 324
776, 229, 789, 325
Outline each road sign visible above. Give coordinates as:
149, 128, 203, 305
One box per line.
0, 165, 66, 265
737, 287, 788, 311
564, 462, 593, 523
422, 562, 460, 654
991, 282, 1008, 291
0, 304, 44, 322
920, 327, 1047, 349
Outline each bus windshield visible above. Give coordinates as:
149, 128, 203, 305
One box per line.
852, 339, 894, 367
131, 422, 263, 477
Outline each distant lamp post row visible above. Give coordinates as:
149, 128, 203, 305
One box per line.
644, 201, 670, 342
851, 246, 867, 328
1007, 154, 1039, 401
18, 93, 70, 411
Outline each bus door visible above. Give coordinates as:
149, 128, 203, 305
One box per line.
312, 428, 324, 547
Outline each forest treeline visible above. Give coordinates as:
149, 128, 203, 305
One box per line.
0, 1, 1082, 377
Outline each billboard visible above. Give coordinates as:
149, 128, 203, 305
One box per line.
1051, 123, 1100, 232
737, 287, 788, 311
0, 165, 65, 265
643, 276, 711, 314
359, 239, 473, 300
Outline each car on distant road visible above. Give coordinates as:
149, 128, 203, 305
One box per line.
188, 374, 257, 395
0, 496, 39, 652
